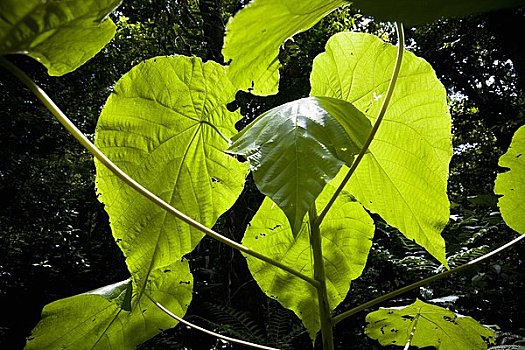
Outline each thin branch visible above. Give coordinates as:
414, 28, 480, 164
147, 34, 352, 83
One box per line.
332, 233, 525, 325
0, 56, 319, 289
145, 293, 279, 350
316, 22, 405, 226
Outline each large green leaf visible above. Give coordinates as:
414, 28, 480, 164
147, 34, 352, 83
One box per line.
26, 261, 193, 349
365, 299, 495, 349
0, 0, 121, 76
352, 0, 525, 25
222, 0, 344, 96
495, 125, 525, 234
242, 173, 375, 339
94, 55, 249, 288
311, 32, 451, 266
229, 96, 371, 235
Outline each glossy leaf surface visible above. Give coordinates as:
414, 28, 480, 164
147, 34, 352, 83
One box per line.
495, 125, 525, 234
311, 32, 451, 266
26, 262, 193, 349
229, 96, 371, 235
352, 0, 525, 25
95, 56, 249, 283
0, 0, 120, 75
222, 0, 344, 95
365, 299, 495, 349
242, 173, 375, 339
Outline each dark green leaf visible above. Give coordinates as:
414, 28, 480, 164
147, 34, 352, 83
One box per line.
0, 0, 121, 75
352, 0, 525, 25
229, 96, 371, 235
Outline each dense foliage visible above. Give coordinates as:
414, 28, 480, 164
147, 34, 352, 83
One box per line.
1, 1, 524, 349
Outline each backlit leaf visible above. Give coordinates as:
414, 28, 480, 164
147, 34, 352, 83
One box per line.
365, 299, 495, 349
229, 96, 371, 235
311, 32, 451, 267
495, 125, 525, 234
242, 173, 375, 339
222, 0, 344, 96
352, 0, 525, 25
0, 0, 121, 75
26, 261, 193, 349
94, 55, 248, 301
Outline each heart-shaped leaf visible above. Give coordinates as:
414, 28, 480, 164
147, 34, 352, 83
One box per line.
311, 32, 452, 267
242, 172, 375, 339
95, 55, 249, 284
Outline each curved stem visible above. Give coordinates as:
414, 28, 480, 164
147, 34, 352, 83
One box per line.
317, 22, 405, 226
332, 233, 525, 325
145, 293, 279, 350
0, 56, 319, 289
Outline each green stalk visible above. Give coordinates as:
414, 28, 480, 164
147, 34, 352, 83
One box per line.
145, 293, 278, 350
317, 22, 405, 226
308, 204, 334, 350
332, 233, 525, 325
0, 56, 319, 289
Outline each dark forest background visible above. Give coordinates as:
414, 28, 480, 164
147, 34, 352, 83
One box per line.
1, 1, 524, 349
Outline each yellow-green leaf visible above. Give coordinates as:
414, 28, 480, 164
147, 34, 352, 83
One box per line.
365, 299, 495, 349
26, 261, 192, 349
95, 56, 249, 285
311, 32, 452, 267
222, 0, 344, 96
495, 125, 525, 234
242, 173, 374, 339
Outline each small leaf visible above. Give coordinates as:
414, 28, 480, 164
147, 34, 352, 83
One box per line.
351, 0, 525, 25
365, 299, 495, 349
229, 96, 371, 235
0, 0, 121, 75
222, 0, 344, 95
26, 261, 193, 350
311, 32, 451, 267
242, 173, 375, 339
495, 125, 525, 234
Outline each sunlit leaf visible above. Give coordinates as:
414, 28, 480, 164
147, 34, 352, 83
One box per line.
495, 125, 525, 234
0, 0, 121, 75
229, 96, 371, 235
365, 299, 495, 349
26, 261, 193, 349
222, 0, 344, 95
311, 32, 451, 267
352, 0, 525, 25
94, 55, 248, 300
242, 172, 374, 339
